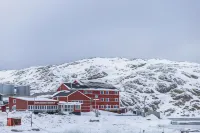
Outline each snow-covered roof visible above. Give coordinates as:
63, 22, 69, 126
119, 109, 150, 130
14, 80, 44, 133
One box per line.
58, 101, 82, 105
75, 88, 119, 91
52, 90, 77, 97
64, 81, 117, 90
15, 97, 58, 102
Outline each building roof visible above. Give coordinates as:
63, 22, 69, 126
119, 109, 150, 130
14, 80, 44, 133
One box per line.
32, 92, 55, 97
15, 97, 58, 102
64, 81, 117, 90
52, 90, 77, 97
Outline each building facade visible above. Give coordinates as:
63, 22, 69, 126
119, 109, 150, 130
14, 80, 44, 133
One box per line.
55, 81, 120, 112
8, 97, 82, 114
9, 97, 59, 113
52, 90, 92, 112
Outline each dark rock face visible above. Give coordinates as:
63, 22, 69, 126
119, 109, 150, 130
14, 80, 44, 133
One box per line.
172, 89, 184, 94
164, 108, 175, 116
144, 88, 154, 93
192, 104, 200, 110
173, 78, 186, 85
173, 93, 193, 101
133, 79, 147, 86
192, 89, 200, 96
191, 75, 198, 79
156, 83, 177, 93
158, 74, 173, 82
87, 72, 108, 80
182, 72, 198, 79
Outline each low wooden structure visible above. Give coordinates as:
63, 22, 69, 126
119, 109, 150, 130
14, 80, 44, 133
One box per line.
1, 105, 6, 112
7, 117, 21, 126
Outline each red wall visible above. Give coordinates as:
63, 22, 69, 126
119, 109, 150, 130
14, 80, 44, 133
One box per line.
54, 91, 92, 112
68, 91, 91, 112
9, 97, 28, 111
28, 101, 58, 105
9, 97, 58, 111
78, 90, 120, 110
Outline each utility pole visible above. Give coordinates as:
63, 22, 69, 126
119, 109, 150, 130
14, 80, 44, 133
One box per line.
31, 97, 35, 127
31, 112, 32, 127
143, 96, 147, 117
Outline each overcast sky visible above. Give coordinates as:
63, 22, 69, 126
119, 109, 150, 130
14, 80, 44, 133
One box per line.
0, 0, 200, 70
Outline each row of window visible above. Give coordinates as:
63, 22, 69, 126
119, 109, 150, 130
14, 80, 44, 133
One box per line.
64, 105, 81, 110
84, 91, 118, 95
99, 105, 119, 109
101, 98, 118, 102
59, 105, 81, 112
28, 105, 58, 110
100, 91, 118, 95
94, 94, 119, 99
71, 100, 83, 103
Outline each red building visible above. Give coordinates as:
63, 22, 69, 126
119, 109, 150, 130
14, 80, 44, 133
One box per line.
9, 97, 59, 113
55, 80, 120, 112
52, 90, 92, 112
8, 96, 82, 114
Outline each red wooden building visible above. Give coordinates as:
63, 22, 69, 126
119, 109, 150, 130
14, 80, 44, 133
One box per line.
7, 117, 21, 126
8, 96, 82, 114
55, 80, 120, 112
9, 97, 59, 113
52, 90, 92, 112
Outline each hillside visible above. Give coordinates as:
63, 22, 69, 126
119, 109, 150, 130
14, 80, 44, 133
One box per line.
0, 57, 200, 116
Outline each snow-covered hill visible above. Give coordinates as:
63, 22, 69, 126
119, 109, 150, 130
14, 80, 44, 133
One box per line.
1, 57, 200, 116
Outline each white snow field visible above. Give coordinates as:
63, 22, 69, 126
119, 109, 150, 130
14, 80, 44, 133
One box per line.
0, 111, 197, 133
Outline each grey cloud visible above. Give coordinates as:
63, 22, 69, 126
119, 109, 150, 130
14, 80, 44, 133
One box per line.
0, 0, 200, 69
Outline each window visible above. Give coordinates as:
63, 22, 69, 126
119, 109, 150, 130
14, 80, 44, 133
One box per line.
95, 95, 98, 98
65, 105, 74, 112
114, 91, 118, 95
114, 105, 119, 108
84, 90, 92, 94
105, 91, 109, 94
100, 91, 104, 94
105, 98, 109, 102
13, 99, 16, 104
106, 105, 111, 108
115, 98, 118, 102
71, 100, 83, 103
101, 98, 104, 102
28, 106, 31, 110
100, 105, 104, 108
75, 105, 80, 110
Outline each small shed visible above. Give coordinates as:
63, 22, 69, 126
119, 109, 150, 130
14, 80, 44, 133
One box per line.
7, 117, 21, 126
0, 105, 6, 112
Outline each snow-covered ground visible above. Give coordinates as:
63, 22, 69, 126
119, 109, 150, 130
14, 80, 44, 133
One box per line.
0, 111, 198, 133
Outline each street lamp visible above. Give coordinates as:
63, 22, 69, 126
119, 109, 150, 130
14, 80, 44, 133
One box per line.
93, 99, 99, 111
93, 99, 99, 117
